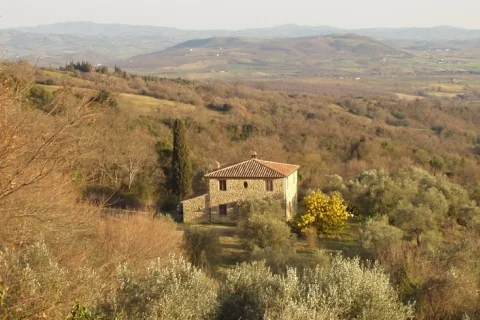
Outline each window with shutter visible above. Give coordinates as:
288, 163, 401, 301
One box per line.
265, 180, 273, 191
219, 180, 227, 191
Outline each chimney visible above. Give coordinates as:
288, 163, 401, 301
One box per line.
215, 161, 221, 169
251, 151, 257, 159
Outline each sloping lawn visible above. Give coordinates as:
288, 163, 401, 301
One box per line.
198, 219, 362, 272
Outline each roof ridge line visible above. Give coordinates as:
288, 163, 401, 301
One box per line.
252, 158, 287, 177
255, 159, 300, 167
256, 159, 299, 166
208, 158, 253, 173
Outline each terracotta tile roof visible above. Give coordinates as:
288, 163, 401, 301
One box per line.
205, 158, 299, 179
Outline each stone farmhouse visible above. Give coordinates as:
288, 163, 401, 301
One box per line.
182, 153, 300, 223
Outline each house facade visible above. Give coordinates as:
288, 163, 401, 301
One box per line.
182, 154, 299, 223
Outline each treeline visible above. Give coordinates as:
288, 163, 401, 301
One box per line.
58, 61, 109, 75
60, 61, 94, 73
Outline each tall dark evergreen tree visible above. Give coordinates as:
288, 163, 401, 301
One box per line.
171, 119, 192, 200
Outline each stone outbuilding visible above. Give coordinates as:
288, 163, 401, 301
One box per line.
181, 153, 299, 223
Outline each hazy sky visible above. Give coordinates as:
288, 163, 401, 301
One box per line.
1, 0, 480, 30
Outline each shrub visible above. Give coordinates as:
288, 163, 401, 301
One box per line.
207, 103, 233, 112
386, 118, 409, 127
217, 257, 413, 320
99, 256, 218, 320
91, 89, 118, 107
160, 194, 180, 211
0, 241, 101, 319
66, 304, 100, 320
348, 167, 480, 318
359, 215, 404, 259
296, 190, 350, 235
29, 85, 54, 110
249, 246, 300, 274
344, 167, 475, 226
237, 198, 294, 250
95, 66, 108, 74
183, 227, 220, 273
392, 111, 406, 120
300, 255, 414, 320
217, 261, 291, 320
36, 78, 56, 86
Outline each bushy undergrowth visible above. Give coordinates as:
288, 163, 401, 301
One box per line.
0, 242, 102, 319
237, 198, 295, 250
342, 167, 480, 319
183, 227, 221, 273
236, 198, 310, 273
98, 256, 218, 320
0, 214, 184, 319
0, 243, 412, 320
219, 257, 412, 320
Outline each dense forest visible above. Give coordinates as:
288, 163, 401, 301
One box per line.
1, 61, 480, 319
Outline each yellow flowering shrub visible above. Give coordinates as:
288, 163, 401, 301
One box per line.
297, 190, 349, 235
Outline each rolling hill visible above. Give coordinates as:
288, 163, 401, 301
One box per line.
123, 34, 409, 76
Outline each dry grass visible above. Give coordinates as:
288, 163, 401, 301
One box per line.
93, 214, 184, 271
395, 93, 424, 101
118, 93, 197, 116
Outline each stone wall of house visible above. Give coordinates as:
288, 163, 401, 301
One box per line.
182, 194, 209, 223
285, 171, 299, 220
208, 178, 285, 223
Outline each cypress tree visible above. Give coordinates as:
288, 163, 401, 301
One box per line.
171, 119, 193, 200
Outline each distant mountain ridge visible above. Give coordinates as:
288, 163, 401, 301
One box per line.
2, 22, 480, 76
14, 21, 230, 38
10, 22, 480, 40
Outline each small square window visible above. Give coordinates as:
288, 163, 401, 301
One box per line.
219, 204, 227, 216
219, 180, 227, 191
265, 180, 273, 192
